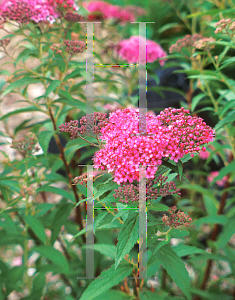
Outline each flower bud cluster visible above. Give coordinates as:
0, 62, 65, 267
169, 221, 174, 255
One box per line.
113, 175, 181, 204
0, 0, 77, 24
214, 18, 235, 34
63, 40, 86, 55
1, 1, 35, 24
20, 185, 35, 197
169, 34, 204, 53
0, 38, 11, 48
193, 37, 215, 50
73, 173, 95, 186
162, 206, 192, 227
93, 107, 214, 184
50, 43, 62, 54
10, 133, 40, 157
58, 112, 108, 138
64, 12, 85, 22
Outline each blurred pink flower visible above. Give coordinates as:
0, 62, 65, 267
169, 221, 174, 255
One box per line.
12, 256, 22, 267
207, 171, 228, 187
117, 36, 167, 65
83, 1, 136, 23
199, 150, 210, 159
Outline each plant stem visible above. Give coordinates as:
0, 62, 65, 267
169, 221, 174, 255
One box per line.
48, 107, 86, 243
195, 152, 233, 299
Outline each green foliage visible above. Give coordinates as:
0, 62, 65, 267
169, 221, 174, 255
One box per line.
0, 0, 235, 299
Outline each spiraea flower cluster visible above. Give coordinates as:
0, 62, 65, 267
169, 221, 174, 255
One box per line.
0, 0, 77, 24
162, 206, 192, 227
63, 40, 86, 55
83, 1, 145, 23
113, 175, 181, 204
169, 34, 204, 53
58, 112, 108, 138
93, 107, 214, 184
10, 132, 40, 157
117, 36, 167, 65
214, 18, 235, 34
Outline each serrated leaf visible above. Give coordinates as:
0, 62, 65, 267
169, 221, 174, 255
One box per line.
94, 178, 119, 199
115, 213, 138, 269
24, 215, 46, 244
33, 245, 69, 274
155, 244, 191, 300
79, 263, 133, 300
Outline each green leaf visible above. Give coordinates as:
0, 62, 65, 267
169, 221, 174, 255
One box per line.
162, 160, 189, 183
191, 93, 206, 112
93, 290, 133, 300
45, 80, 61, 97
94, 178, 119, 200
83, 244, 117, 260
38, 130, 54, 156
79, 263, 133, 300
36, 185, 75, 203
115, 213, 138, 269
216, 217, 235, 249
177, 184, 218, 207
0, 106, 43, 121
24, 215, 46, 244
153, 237, 170, 254
148, 203, 169, 212
31, 273, 46, 297
193, 215, 227, 227
210, 160, 235, 185
177, 159, 183, 180
1, 77, 41, 97
172, 244, 205, 257
57, 90, 86, 112
191, 288, 233, 300
155, 244, 191, 300
33, 246, 69, 274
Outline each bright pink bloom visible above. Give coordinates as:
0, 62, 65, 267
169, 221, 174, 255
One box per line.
207, 171, 228, 187
117, 36, 167, 65
93, 107, 215, 184
83, 1, 136, 23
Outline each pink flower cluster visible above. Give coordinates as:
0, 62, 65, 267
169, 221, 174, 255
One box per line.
83, 1, 145, 23
117, 36, 167, 65
93, 107, 215, 184
207, 171, 228, 187
0, 0, 77, 23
